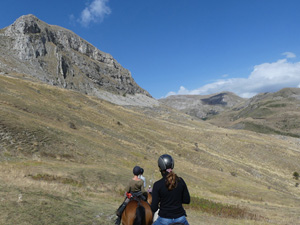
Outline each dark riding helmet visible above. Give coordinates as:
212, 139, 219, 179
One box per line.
158, 154, 174, 171
133, 166, 141, 175
140, 168, 144, 174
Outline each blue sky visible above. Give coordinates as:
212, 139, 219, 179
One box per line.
1, 0, 300, 99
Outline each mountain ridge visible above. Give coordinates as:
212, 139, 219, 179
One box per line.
160, 88, 300, 137
0, 14, 158, 107
209, 87, 300, 137
159, 91, 246, 119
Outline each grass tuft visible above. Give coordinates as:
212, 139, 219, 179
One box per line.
28, 173, 83, 187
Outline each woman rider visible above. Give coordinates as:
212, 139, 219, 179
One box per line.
151, 154, 190, 225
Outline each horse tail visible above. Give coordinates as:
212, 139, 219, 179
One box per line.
133, 203, 145, 225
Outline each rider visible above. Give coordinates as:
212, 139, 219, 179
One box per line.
115, 165, 147, 225
151, 154, 190, 225
139, 167, 146, 188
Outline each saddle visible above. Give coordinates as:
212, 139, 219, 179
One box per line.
127, 191, 147, 202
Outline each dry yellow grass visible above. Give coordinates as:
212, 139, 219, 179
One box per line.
1, 74, 300, 224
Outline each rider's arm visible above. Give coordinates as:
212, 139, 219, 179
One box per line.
150, 182, 159, 212
181, 178, 190, 204
125, 181, 131, 193
142, 176, 146, 188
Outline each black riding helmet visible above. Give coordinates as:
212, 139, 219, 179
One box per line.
158, 154, 174, 171
133, 166, 141, 176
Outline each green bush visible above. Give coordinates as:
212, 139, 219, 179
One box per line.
293, 172, 299, 180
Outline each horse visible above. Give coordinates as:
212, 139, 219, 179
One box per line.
121, 192, 153, 225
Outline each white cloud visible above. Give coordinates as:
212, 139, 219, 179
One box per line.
166, 53, 300, 99
282, 52, 296, 58
78, 0, 111, 27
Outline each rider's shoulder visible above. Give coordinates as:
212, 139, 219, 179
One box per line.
131, 178, 143, 183
153, 177, 164, 185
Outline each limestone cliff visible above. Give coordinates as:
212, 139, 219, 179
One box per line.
0, 14, 157, 106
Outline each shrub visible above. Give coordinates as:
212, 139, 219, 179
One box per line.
293, 172, 299, 180
69, 122, 77, 129
186, 196, 262, 220
230, 172, 237, 177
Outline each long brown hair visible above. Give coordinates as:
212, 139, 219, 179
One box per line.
165, 170, 179, 191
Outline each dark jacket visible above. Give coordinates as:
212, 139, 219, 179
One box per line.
150, 174, 190, 219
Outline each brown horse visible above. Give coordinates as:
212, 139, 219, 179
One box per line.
121, 192, 153, 225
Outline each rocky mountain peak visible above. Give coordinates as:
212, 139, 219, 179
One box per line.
0, 14, 157, 107
5, 14, 42, 35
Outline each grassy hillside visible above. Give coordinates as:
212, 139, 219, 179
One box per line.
208, 88, 300, 138
1, 73, 300, 224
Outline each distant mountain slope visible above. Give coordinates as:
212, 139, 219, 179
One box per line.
159, 92, 246, 119
208, 88, 300, 137
159, 88, 300, 137
0, 14, 157, 106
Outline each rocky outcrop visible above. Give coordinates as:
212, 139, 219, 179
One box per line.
0, 14, 156, 106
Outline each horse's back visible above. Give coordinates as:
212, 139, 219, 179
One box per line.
122, 199, 153, 225
141, 200, 153, 224
122, 201, 138, 224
